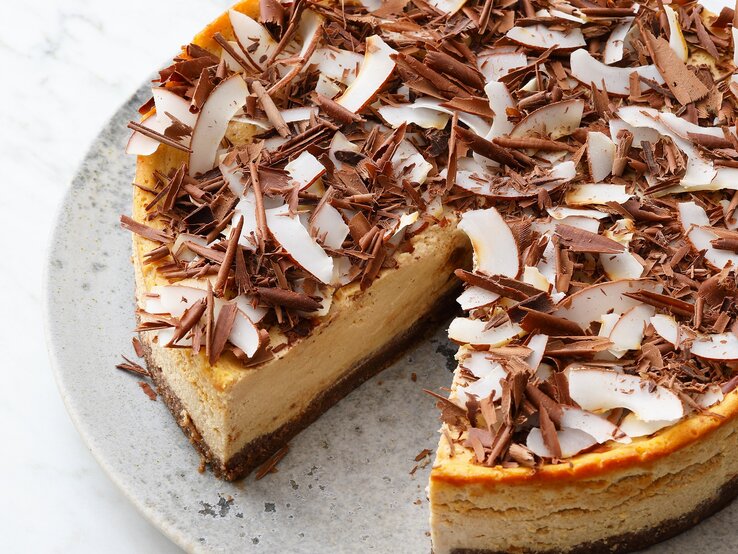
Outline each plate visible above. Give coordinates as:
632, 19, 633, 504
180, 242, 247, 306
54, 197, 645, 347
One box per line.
45, 84, 738, 553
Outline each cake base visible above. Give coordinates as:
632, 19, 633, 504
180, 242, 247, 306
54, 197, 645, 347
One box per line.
141, 286, 460, 481
450, 472, 738, 554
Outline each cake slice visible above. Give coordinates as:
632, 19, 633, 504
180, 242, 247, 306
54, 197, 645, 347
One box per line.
122, 0, 738, 551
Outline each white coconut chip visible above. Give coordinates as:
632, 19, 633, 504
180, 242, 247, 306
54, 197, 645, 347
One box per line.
413, 97, 491, 137
484, 81, 515, 139
587, 131, 616, 183
568, 368, 684, 422
143, 285, 207, 317
548, 207, 606, 221
608, 119, 661, 148
310, 202, 349, 249
328, 131, 361, 170
565, 184, 632, 206
570, 49, 664, 96
126, 88, 198, 156
448, 318, 523, 347
265, 205, 334, 283
510, 100, 584, 140
171, 233, 210, 263
560, 406, 630, 444
229, 10, 277, 69
457, 360, 507, 405
506, 25, 586, 51
477, 51, 527, 83
603, 19, 633, 65
459, 350, 502, 379
678, 201, 738, 269
458, 208, 519, 277
525, 334, 548, 372
189, 75, 249, 176
378, 102, 450, 130
664, 6, 688, 62
732, 27, 738, 66
427, 0, 468, 14
308, 48, 364, 86
619, 413, 675, 438
285, 151, 326, 190
650, 314, 680, 346
607, 304, 655, 357
554, 279, 662, 328
457, 287, 500, 310
336, 35, 396, 113
697, 385, 724, 408
527, 427, 598, 458
228, 310, 262, 357
691, 333, 738, 361
600, 250, 644, 281
523, 266, 552, 293
392, 140, 433, 185
234, 295, 268, 323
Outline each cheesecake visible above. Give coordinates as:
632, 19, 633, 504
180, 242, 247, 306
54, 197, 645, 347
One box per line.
123, 0, 738, 551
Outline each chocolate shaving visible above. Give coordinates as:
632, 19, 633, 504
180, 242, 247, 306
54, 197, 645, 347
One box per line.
209, 302, 238, 365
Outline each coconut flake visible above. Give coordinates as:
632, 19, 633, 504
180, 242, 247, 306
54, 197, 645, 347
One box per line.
587, 132, 616, 183
527, 427, 597, 458
189, 75, 248, 176
144, 285, 207, 317
126, 89, 197, 156
568, 368, 684, 422
484, 81, 515, 139
607, 304, 656, 357
603, 19, 633, 65
600, 250, 644, 280
560, 406, 630, 444
570, 49, 664, 95
664, 6, 688, 62
427, 0, 467, 14
554, 279, 662, 328
650, 314, 679, 346
234, 295, 267, 323
691, 333, 738, 361
229, 10, 276, 69
506, 25, 586, 51
678, 201, 738, 269
619, 413, 674, 438
477, 51, 528, 83
266, 205, 334, 283
525, 334, 548, 372
448, 318, 523, 347
457, 287, 500, 310
285, 151, 326, 190
565, 184, 632, 206
378, 102, 450, 130
229, 310, 261, 357
458, 208, 519, 277
510, 100, 584, 140
310, 202, 349, 249
308, 48, 364, 86
335, 35, 396, 113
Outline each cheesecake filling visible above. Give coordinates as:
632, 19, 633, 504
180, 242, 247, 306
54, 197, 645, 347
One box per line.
121, 2, 738, 549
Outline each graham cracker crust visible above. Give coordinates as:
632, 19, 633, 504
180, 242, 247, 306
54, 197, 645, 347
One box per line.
450, 473, 738, 554
142, 285, 460, 481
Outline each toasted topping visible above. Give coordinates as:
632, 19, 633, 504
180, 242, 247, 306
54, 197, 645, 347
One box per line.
124, 0, 738, 468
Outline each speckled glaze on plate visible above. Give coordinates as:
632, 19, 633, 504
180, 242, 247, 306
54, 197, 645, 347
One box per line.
45, 83, 738, 554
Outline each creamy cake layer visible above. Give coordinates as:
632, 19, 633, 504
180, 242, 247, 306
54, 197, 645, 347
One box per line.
429, 383, 738, 554
134, 210, 469, 464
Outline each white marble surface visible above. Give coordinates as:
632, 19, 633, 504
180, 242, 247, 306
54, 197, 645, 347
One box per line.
0, 1, 231, 551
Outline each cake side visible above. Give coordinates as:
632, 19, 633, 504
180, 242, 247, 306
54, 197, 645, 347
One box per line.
429, 388, 738, 554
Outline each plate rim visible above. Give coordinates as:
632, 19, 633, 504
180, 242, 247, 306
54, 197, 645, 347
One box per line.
43, 84, 194, 553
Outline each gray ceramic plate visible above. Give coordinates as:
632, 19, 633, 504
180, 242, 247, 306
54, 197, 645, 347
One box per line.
45, 84, 738, 553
